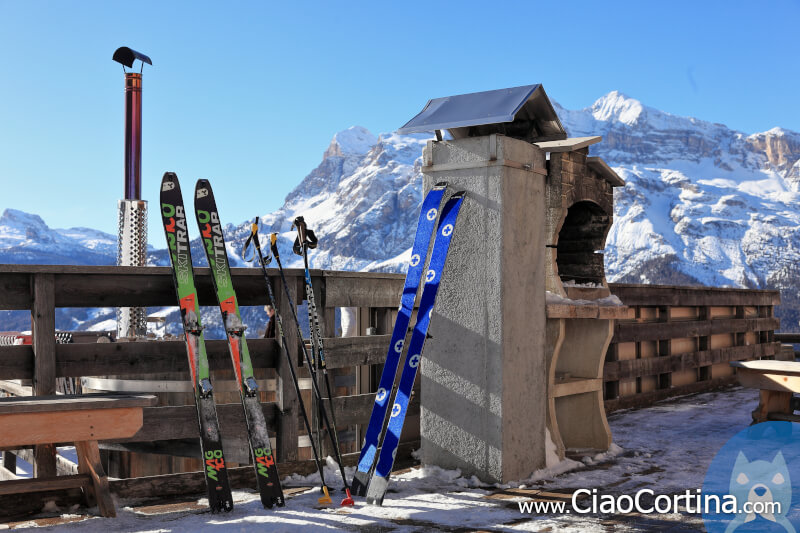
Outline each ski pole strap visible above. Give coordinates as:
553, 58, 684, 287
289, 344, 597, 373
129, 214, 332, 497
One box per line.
292, 216, 318, 255
242, 217, 274, 266
241, 217, 260, 263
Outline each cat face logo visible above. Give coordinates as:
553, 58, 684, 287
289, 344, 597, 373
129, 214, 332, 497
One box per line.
410, 254, 421, 267
161, 181, 175, 192
375, 387, 387, 403
391, 403, 401, 417
196, 188, 209, 199
441, 224, 453, 237
727, 451, 795, 533
394, 339, 404, 353
426, 208, 437, 221
408, 354, 420, 368
426, 269, 436, 283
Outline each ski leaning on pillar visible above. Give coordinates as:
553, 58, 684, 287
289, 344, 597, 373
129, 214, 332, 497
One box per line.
350, 182, 448, 496
159, 172, 233, 513
366, 190, 466, 506
194, 179, 285, 509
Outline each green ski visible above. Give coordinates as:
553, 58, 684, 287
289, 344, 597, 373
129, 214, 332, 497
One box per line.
194, 178, 285, 509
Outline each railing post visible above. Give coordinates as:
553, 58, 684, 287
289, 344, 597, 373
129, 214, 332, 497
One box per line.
275, 274, 299, 463
31, 273, 57, 478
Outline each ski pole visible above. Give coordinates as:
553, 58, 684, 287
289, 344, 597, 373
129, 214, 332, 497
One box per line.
291, 217, 353, 497
266, 230, 355, 506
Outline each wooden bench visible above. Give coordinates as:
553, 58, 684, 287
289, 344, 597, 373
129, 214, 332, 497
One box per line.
0, 393, 157, 517
731, 360, 800, 424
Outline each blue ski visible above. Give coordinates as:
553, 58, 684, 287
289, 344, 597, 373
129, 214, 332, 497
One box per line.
365, 191, 465, 505
350, 182, 448, 496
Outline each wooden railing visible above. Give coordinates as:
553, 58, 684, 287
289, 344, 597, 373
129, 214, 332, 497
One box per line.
0, 265, 784, 507
604, 284, 783, 410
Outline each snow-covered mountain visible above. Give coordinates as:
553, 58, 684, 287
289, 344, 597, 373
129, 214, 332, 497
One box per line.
3, 93, 800, 333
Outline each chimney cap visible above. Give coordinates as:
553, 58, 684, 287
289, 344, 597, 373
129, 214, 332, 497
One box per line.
397, 84, 566, 143
112, 47, 152, 68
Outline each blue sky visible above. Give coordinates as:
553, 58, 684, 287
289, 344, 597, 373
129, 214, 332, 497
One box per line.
1, 0, 799, 239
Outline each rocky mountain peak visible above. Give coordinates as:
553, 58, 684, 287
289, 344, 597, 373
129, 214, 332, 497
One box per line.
323, 126, 377, 159
591, 91, 647, 126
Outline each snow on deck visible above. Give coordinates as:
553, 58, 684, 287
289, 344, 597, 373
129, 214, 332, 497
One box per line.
6, 386, 758, 532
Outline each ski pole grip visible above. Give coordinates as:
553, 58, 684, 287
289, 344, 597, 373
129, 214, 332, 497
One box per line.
269, 232, 280, 257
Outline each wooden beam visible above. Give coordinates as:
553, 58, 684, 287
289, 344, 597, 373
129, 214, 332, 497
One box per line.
614, 317, 779, 343
609, 284, 780, 307
604, 342, 780, 381
109, 440, 419, 501
76, 441, 115, 517
112, 403, 278, 444
604, 376, 738, 412
0, 473, 91, 496
0, 408, 144, 447
323, 275, 404, 308
31, 273, 57, 479
322, 335, 391, 369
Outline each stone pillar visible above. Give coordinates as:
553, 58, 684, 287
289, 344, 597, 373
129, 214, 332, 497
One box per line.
420, 134, 547, 483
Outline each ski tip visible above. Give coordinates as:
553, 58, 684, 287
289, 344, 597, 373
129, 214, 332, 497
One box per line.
318, 485, 333, 505
341, 488, 355, 507
450, 190, 467, 199
160, 172, 178, 193
433, 181, 448, 189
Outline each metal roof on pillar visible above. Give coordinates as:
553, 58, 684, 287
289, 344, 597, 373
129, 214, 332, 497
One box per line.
397, 84, 567, 143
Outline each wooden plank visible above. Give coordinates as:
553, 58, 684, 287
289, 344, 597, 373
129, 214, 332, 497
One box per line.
604, 376, 738, 412
323, 335, 392, 369
614, 317, 780, 343
109, 440, 419, 501
609, 284, 780, 307
735, 367, 800, 394
332, 393, 419, 427
0, 346, 32, 381
0, 393, 156, 414
731, 360, 800, 376
324, 275, 404, 308
76, 441, 115, 517
113, 403, 279, 443
32, 273, 57, 479
604, 342, 780, 381
533, 136, 602, 153
552, 378, 602, 398
775, 333, 800, 344
0, 266, 309, 309
0, 273, 31, 309
0, 407, 144, 447
0, 473, 91, 496
53, 339, 279, 378
546, 303, 599, 319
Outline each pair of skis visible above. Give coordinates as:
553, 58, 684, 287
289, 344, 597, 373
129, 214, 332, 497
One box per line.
242, 218, 355, 506
160, 173, 284, 512
351, 184, 465, 505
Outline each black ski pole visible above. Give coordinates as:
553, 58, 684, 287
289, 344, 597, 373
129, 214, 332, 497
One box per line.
241, 218, 333, 505
291, 217, 353, 498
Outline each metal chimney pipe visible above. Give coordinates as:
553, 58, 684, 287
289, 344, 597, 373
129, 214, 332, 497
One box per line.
124, 72, 143, 200
113, 47, 152, 339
